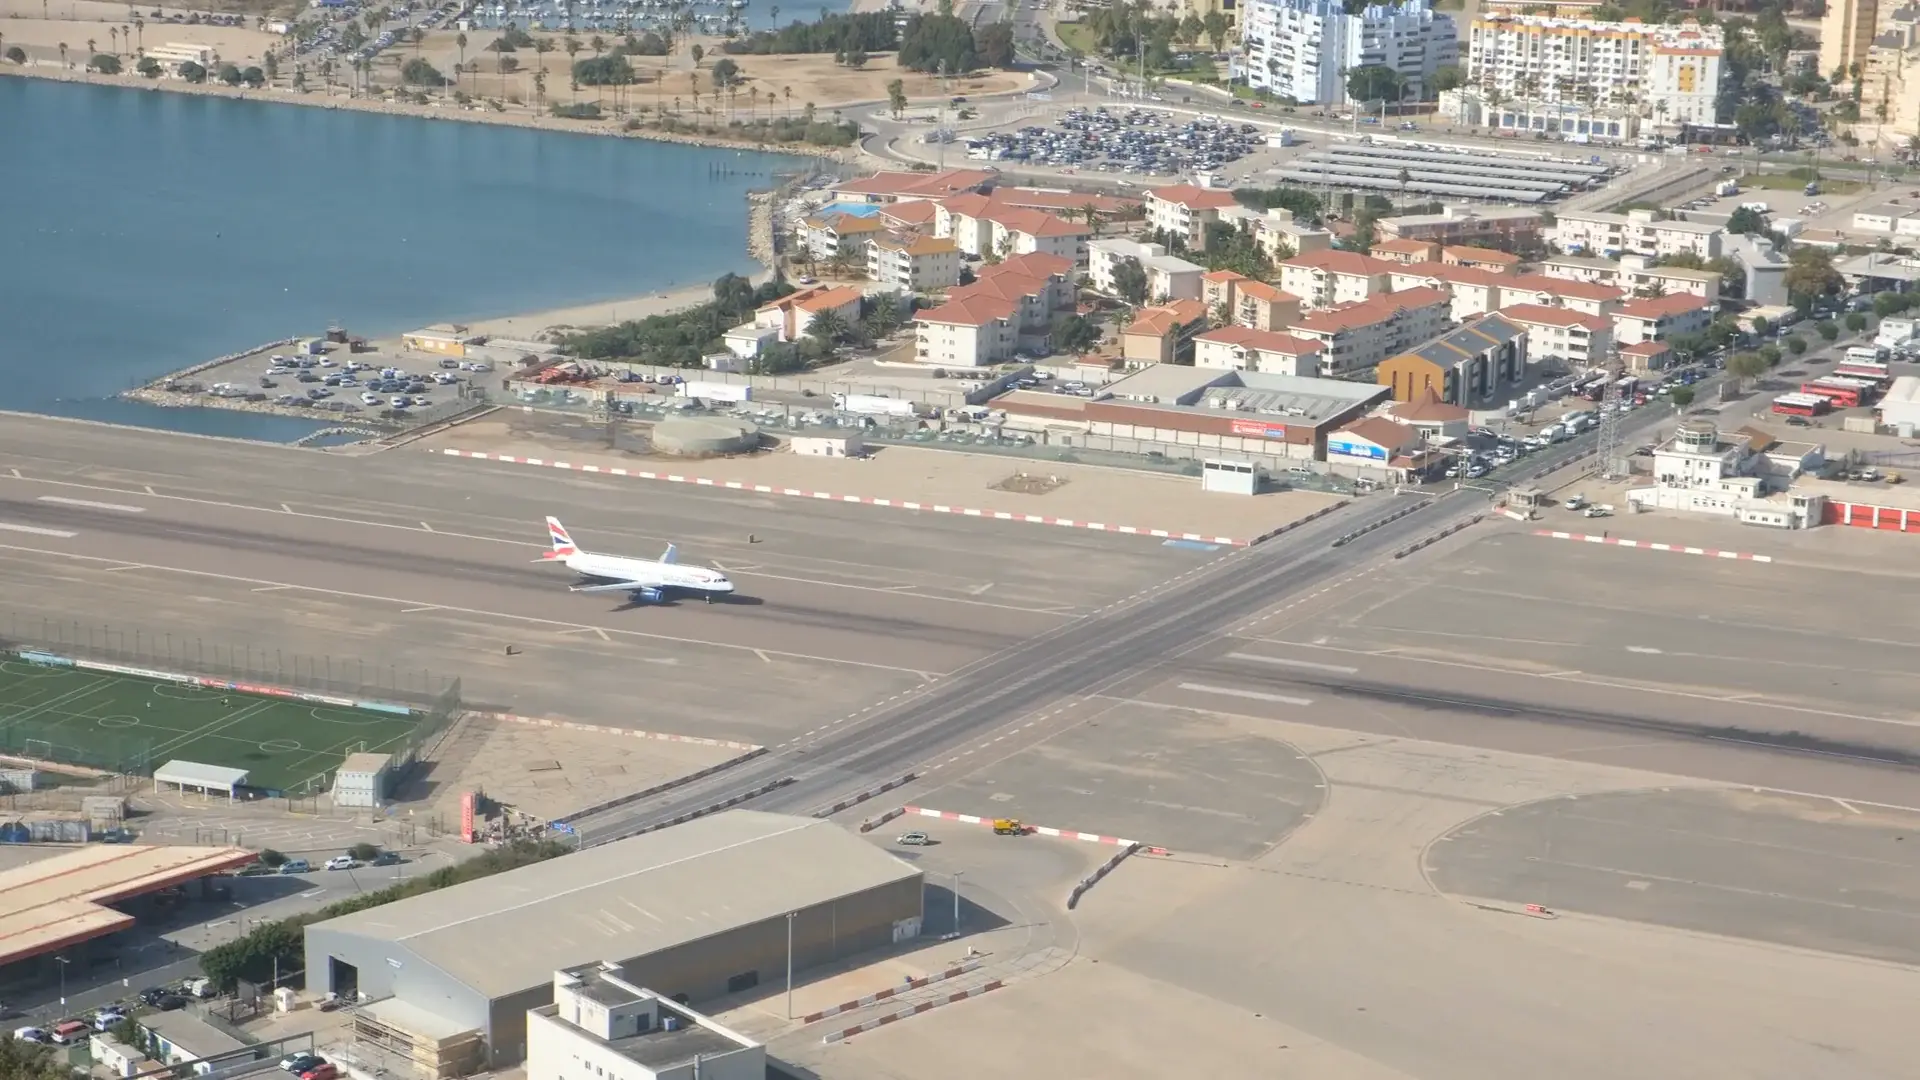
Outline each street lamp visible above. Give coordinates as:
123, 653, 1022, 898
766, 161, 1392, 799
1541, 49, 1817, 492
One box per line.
784, 912, 797, 1020
55, 955, 69, 1006
951, 871, 964, 932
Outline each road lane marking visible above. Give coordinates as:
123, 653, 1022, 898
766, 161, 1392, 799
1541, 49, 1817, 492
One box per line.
1225, 652, 1359, 674
1626, 646, 1663, 654
37, 496, 144, 513
1176, 683, 1313, 706
0, 522, 76, 538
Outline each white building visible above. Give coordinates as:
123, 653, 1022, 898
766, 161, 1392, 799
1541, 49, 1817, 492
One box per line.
528, 964, 762, 1080
914, 294, 1020, 367
1549, 208, 1722, 261
866, 234, 961, 293
1466, 14, 1723, 129
1240, 0, 1458, 105
1276, 249, 1397, 309
1144, 184, 1242, 250
1626, 421, 1825, 526
1087, 238, 1206, 301
1192, 325, 1327, 376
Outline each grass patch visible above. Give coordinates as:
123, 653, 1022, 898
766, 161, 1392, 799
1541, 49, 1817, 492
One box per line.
1738, 171, 1864, 195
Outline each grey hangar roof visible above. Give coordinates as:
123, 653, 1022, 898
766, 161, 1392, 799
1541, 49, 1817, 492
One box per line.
306, 810, 920, 999
1265, 144, 1609, 203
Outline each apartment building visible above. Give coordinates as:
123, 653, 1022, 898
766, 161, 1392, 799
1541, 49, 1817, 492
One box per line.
1442, 245, 1522, 273
1500, 272, 1625, 316
1371, 238, 1442, 265
1376, 205, 1546, 248
1611, 292, 1714, 346
913, 260, 1072, 366
1824, 0, 1878, 84
1145, 184, 1242, 250
1239, 0, 1458, 105
1550, 208, 1723, 260
1288, 286, 1452, 376
753, 285, 866, 343
1254, 208, 1335, 260
1192, 325, 1327, 376
1088, 238, 1206, 301
1539, 253, 1722, 303
800, 210, 890, 261
833, 167, 997, 205
1387, 262, 1510, 321
1277, 249, 1398, 309
1234, 279, 1306, 331
1496, 302, 1614, 367
1466, 15, 1723, 129
936, 194, 1089, 262
1376, 313, 1529, 405
866, 234, 962, 293
1123, 299, 1212, 366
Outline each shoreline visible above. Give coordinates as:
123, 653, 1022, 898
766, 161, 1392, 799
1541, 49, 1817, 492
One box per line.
0, 63, 867, 160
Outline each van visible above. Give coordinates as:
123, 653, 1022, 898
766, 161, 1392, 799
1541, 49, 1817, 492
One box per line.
1846, 345, 1886, 363
1541, 424, 1568, 443
51, 1021, 90, 1044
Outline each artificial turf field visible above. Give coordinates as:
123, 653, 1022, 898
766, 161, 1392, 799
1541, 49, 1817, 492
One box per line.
0, 657, 421, 793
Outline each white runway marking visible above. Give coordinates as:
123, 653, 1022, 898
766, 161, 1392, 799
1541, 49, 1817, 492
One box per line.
0, 522, 75, 538
1225, 652, 1359, 674
37, 496, 144, 513
1626, 646, 1664, 655
1176, 682, 1313, 706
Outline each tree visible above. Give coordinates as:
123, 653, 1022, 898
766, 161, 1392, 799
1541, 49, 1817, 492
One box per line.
1784, 246, 1842, 307
711, 56, 739, 91
1760, 343, 1783, 366
1346, 64, 1403, 105
1726, 350, 1768, 384
1815, 319, 1840, 341
178, 59, 205, 83
1669, 385, 1696, 408
348, 842, 381, 862
691, 43, 704, 67
217, 61, 242, 84
136, 54, 159, 77
1432, 63, 1464, 94
897, 12, 977, 73
401, 57, 447, 86
976, 22, 1014, 68
1111, 256, 1150, 305
1785, 334, 1808, 355
1050, 313, 1101, 353
90, 53, 121, 74
573, 54, 633, 86
807, 309, 850, 350
1726, 205, 1767, 235
4, 46, 23, 65
241, 64, 264, 87
1845, 311, 1868, 332
886, 77, 907, 118
1751, 315, 1771, 337
1203, 10, 1228, 53
0, 1029, 72, 1080
844, 48, 869, 68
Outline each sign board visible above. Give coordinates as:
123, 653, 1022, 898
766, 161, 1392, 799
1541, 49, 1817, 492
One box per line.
1230, 419, 1288, 440
460, 791, 476, 844
550, 821, 577, 836
1327, 437, 1387, 461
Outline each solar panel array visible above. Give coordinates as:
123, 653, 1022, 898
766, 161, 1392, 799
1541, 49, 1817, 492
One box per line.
1268, 143, 1616, 204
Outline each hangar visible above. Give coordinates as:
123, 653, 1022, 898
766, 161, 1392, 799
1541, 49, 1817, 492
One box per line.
303, 811, 924, 1068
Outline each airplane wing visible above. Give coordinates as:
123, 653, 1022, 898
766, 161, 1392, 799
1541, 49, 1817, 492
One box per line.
569, 578, 665, 594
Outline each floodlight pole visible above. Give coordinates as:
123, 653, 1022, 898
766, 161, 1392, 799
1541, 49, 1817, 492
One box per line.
784, 911, 796, 1019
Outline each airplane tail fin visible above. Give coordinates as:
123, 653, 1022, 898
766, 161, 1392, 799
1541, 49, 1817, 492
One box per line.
660, 542, 679, 565
541, 516, 578, 561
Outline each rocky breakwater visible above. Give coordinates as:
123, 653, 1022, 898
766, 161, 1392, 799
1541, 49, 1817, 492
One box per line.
747, 189, 779, 271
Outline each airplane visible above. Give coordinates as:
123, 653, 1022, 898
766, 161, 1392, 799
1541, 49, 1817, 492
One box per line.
536, 517, 735, 605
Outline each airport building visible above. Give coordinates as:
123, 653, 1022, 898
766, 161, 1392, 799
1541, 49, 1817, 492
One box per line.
528, 965, 762, 1080
302, 812, 923, 1069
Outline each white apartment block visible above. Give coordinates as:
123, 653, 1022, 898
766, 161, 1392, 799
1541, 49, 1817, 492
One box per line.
867, 235, 962, 293
1277, 249, 1397, 309
1144, 185, 1241, 250
1088, 238, 1206, 302
915, 297, 1020, 367
1540, 253, 1722, 303
528, 965, 763, 1080
1241, 0, 1458, 105
1192, 326, 1327, 376
1550, 208, 1723, 260
1466, 14, 1723, 128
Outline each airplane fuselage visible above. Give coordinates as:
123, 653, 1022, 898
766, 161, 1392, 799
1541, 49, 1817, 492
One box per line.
563, 551, 735, 595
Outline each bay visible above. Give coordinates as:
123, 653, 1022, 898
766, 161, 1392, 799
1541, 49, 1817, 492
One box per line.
0, 77, 803, 440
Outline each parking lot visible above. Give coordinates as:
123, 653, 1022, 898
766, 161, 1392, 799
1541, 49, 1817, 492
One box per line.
964, 107, 1264, 179
152, 338, 487, 425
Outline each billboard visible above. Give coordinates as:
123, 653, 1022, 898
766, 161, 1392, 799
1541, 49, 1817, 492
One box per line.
1327, 437, 1388, 461
1230, 419, 1288, 440
460, 791, 477, 844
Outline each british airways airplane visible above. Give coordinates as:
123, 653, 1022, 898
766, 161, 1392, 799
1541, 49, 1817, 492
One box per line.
536, 517, 736, 604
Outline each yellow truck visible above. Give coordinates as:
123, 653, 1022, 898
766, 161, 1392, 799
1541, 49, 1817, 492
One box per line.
992, 818, 1027, 836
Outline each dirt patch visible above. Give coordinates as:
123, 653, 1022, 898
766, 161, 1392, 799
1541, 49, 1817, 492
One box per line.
991, 470, 1071, 496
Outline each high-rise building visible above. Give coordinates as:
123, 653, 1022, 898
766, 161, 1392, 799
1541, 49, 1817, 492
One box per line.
1239, 0, 1458, 106
1465, 14, 1723, 128
1822, 0, 1880, 82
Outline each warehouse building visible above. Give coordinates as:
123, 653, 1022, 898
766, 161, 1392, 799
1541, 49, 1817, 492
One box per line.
303, 812, 923, 1069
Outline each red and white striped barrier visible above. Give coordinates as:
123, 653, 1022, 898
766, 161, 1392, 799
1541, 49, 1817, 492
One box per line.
479, 711, 764, 751
900, 806, 1169, 855
799, 960, 982, 1024
1531, 529, 1773, 563
813, 773, 917, 819
820, 980, 1006, 1043
857, 806, 908, 834
434, 448, 1255, 545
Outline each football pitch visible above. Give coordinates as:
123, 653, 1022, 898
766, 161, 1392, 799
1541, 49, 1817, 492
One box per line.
0, 658, 422, 794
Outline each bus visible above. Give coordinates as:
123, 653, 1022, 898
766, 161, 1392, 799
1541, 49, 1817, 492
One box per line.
1833, 360, 1891, 386
1800, 381, 1864, 409
1772, 393, 1832, 417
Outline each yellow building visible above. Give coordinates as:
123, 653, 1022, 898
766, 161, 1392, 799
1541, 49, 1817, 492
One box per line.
402, 323, 478, 357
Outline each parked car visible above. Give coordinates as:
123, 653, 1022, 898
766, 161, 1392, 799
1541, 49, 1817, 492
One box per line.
280, 1054, 323, 1073
323, 855, 357, 871
278, 858, 311, 874
895, 831, 931, 846
300, 1064, 339, 1080
12, 1027, 50, 1044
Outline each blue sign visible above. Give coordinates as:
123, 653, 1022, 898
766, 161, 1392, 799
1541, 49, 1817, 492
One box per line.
1328, 438, 1387, 461
549, 821, 577, 836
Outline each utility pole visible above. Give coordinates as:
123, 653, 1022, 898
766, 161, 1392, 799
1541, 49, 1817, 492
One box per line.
784, 911, 796, 1019
951, 871, 964, 931
1595, 345, 1626, 480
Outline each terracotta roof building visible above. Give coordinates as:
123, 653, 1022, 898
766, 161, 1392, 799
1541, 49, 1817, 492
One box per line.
1147, 183, 1244, 250
1192, 325, 1326, 376
833, 168, 997, 204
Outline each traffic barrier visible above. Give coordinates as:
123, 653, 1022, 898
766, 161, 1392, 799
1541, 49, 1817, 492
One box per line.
814, 772, 917, 819
857, 806, 908, 834
1392, 514, 1485, 559
552, 745, 769, 826
594, 777, 794, 845
820, 981, 1006, 1043
481, 711, 763, 752
1530, 529, 1773, 562
1248, 499, 1350, 547
1501, 508, 1530, 522
1066, 841, 1142, 911
799, 960, 982, 1024
1330, 499, 1430, 547
1523, 903, 1557, 919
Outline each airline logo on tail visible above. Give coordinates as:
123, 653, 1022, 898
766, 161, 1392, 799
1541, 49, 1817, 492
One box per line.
544, 516, 578, 559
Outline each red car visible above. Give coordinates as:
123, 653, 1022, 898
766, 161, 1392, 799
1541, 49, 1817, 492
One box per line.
301, 1065, 338, 1080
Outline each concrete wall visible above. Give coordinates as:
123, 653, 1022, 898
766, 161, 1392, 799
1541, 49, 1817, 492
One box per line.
305, 926, 493, 1046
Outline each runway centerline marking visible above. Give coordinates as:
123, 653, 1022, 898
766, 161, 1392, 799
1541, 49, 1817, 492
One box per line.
1225, 652, 1359, 675
0, 541, 939, 677
0, 522, 76, 538
37, 495, 145, 513
1176, 683, 1314, 706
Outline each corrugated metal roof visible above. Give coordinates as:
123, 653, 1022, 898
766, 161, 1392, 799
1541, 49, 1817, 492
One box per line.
307, 812, 920, 999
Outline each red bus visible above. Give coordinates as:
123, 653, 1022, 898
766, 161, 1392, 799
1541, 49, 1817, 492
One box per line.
1801, 381, 1864, 408
1772, 393, 1832, 417
1834, 361, 1891, 385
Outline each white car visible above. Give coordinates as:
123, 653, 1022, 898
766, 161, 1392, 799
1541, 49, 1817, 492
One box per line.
895, 831, 932, 846
323, 855, 357, 871
13, 1027, 49, 1043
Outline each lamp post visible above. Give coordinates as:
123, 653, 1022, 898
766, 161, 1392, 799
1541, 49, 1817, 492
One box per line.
55, 955, 69, 1006
951, 871, 964, 932
784, 912, 797, 1020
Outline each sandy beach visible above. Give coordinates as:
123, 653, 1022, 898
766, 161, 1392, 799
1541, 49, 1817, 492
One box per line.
463, 281, 722, 341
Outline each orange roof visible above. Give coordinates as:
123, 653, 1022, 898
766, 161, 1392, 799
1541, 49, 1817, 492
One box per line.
1148, 184, 1240, 210
1126, 298, 1209, 337
989, 206, 1089, 238
950, 271, 1047, 304
804, 211, 890, 235
1507, 273, 1624, 302
1291, 287, 1449, 334
1282, 249, 1398, 276
1496, 303, 1610, 331
837, 168, 996, 200
1235, 280, 1299, 305
1338, 416, 1417, 450
795, 286, 866, 313
881, 200, 941, 227
874, 233, 958, 257
1391, 261, 1509, 287
1443, 245, 1522, 266
0, 845, 255, 966
990, 187, 1140, 215
1196, 325, 1324, 354
1620, 340, 1673, 355
1390, 387, 1472, 422
1204, 269, 1250, 283
916, 293, 1018, 327
993, 252, 1075, 280
1617, 293, 1713, 319
1373, 238, 1437, 257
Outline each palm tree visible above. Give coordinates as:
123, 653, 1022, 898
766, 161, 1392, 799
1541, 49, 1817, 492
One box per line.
132, 17, 142, 52
534, 37, 551, 77
806, 309, 849, 349
320, 57, 334, 93
86, 38, 96, 61
109, 27, 119, 56
564, 36, 581, 98
782, 83, 791, 119
455, 31, 467, 73
770, 4, 779, 24
687, 70, 698, 111
533, 68, 546, 110
589, 34, 604, 58
58, 42, 68, 68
